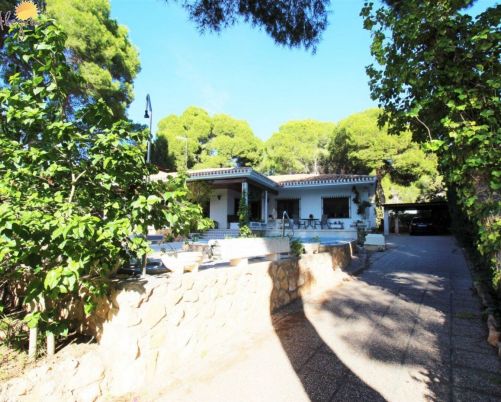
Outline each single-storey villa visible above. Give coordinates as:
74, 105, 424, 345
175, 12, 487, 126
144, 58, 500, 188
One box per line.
153, 167, 379, 240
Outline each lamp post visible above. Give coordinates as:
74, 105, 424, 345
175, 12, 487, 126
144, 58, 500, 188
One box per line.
144, 94, 153, 163
142, 94, 153, 276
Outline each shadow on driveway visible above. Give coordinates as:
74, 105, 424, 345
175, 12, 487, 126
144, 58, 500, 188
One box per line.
269, 236, 478, 401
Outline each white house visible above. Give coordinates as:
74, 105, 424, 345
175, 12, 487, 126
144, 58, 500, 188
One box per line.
153, 167, 379, 240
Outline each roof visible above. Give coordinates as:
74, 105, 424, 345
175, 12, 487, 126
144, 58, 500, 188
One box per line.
382, 201, 448, 211
151, 168, 377, 188
268, 173, 376, 187
188, 167, 278, 190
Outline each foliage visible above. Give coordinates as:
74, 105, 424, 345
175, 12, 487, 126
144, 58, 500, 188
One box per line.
362, 1, 501, 289
324, 109, 443, 202
195, 114, 263, 169
153, 108, 263, 171
238, 191, 250, 227
171, 0, 330, 51
150, 135, 175, 170
154, 107, 212, 171
289, 238, 304, 257
357, 201, 372, 216
187, 181, 212, 205
239, 225, 253, 238
261, 120, 335, 174
45, 0, 140, 118
352, 186, 361, 204
357, 226, 367, 246
0, 0, 140, 120
0, 20, 207, 337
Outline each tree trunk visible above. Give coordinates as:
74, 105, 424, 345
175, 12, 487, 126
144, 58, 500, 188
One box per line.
28, 326, 37, 359
46, 332, 55, 357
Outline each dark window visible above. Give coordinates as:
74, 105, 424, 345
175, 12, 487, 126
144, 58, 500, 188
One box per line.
323, 197, 350, 218
250, 201, 261, 221
201, 200, 210, 218
276, 199, 300, 221
234, 198, 261, 221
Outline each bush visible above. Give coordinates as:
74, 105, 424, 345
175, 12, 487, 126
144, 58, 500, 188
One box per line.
289, 238, 304, 257
239, 225, 254, 238
0, 20, 210, 345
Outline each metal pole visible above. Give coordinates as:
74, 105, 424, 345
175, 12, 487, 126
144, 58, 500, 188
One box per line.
143, 94, 153, 276
145, 94, 152, 164
147, 111, 152, 163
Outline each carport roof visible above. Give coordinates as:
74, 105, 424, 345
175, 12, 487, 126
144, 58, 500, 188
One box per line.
382, 201, 448, 212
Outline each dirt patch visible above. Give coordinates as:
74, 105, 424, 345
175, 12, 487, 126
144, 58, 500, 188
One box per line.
0, 345, 31, 383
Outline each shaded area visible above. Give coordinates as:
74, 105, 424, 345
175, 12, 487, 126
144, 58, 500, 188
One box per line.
272, 299, 386, 401
272, 235, 501, 401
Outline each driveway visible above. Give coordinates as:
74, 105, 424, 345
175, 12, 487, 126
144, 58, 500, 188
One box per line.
158, 235, 501, 402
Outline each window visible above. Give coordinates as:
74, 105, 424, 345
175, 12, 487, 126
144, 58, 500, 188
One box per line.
323, 197, 350, 218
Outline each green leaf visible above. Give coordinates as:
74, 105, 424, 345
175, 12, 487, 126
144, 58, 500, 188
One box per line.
24, 312, 42, 329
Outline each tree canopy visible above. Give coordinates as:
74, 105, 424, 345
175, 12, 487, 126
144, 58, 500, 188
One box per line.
0, 0, 140, 119
153, 107, 263, 171
261, 120, 335, 174
362, 1, 500, 287
324, 109, 442, 203
196, 114, 263, 169
171, 0, 330, 51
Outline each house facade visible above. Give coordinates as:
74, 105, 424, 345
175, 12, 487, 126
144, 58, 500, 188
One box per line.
154, 168, 379, 239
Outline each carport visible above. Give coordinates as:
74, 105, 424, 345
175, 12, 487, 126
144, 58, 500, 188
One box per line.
382, 201, 449, 235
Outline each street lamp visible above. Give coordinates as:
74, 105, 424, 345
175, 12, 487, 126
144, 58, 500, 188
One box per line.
144, 94, 153, 163
141, 95, 153, 277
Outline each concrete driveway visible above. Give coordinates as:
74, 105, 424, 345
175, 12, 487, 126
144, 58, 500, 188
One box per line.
157, 235, 501, 402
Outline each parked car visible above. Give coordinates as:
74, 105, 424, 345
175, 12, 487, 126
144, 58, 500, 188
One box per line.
409, 217, 435, 235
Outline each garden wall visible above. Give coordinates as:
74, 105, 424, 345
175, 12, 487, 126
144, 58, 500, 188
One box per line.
1, 241, 355, 401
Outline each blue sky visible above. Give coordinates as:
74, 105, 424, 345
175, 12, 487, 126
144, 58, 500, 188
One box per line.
111, 0, 497, 140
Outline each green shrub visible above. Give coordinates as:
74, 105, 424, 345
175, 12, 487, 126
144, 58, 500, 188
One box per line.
0, 20, 210, 342
239, 225, 254, 238
289, 238, 304, 257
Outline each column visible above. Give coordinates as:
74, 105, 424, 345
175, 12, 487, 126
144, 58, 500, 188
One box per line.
383, 207, 390, 235
241, 181, 248, 204
264, 190, 268, 225
394, 213, 400, 234
241, 181, 249, 225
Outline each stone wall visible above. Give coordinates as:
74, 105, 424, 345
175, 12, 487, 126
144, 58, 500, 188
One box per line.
1, 242, 355, 401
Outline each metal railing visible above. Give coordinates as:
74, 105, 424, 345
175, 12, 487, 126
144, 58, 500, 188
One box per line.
281, 211, 294, 237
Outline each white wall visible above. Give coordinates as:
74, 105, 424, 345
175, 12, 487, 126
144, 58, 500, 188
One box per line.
268, 184, 377, 227
227, 189, 240, 215
209, 184, 377, 230
209, 189, 228, 229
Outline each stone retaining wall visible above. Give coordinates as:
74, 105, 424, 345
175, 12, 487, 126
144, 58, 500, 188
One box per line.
1, 241, 355, 401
